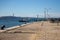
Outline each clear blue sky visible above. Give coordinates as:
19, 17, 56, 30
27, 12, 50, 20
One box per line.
0, 0, 60, 18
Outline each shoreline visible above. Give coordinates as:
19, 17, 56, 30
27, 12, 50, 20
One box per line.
0, 21, 60, 40
0, 22, 33, 32
0, 21, 60, 33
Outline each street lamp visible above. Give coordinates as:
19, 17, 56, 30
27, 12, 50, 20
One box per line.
44, 8, 51, 20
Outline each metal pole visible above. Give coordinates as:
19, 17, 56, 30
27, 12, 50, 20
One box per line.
37, 14, 39, 21
44, 10, 46, 20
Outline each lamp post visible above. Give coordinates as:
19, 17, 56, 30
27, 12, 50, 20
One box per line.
44, 8, 51, 21
36, 14, 39, 21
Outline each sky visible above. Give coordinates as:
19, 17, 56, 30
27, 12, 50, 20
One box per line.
0, 0, 60, 18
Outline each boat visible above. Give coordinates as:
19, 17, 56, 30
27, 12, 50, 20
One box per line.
19, 19, 29, 22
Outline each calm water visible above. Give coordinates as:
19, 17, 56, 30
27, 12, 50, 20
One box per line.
0, 20, 26, 29
0, 18, 45, 29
